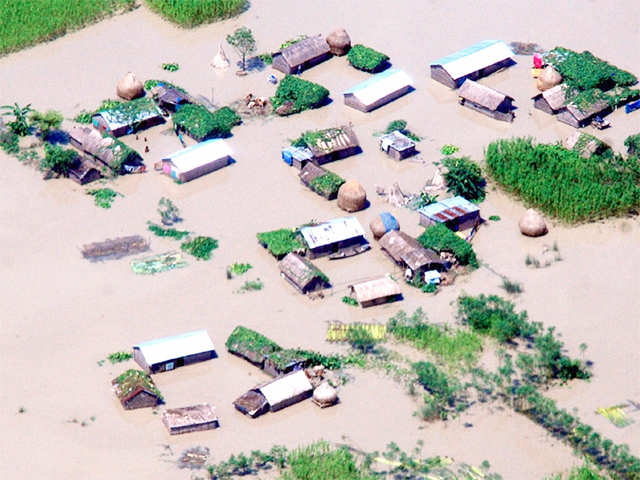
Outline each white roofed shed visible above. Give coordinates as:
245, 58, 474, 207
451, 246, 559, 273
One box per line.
133, 329, 217, 373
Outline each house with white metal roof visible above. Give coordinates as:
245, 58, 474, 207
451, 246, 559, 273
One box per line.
430, 40, 515, 89
300, 217, 370, 259
343, 69, 413, 112
133, 329, 217, 373
418, 196, 480, 231
258, 369, 313, 412
160, 139, 233, 183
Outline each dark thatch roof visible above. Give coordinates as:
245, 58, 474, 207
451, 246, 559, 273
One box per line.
458, 80, 512, 110
537, 84, 566, 110
279, 35, 331, 67
279, 252, 328, 290
307, 125, 359, 157
379, 230, 444, 271
299, 163, 327, 186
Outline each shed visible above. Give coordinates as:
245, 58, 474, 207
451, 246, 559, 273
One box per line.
69, 125, 145, 174
378, 230, 445, 279
133, 329, 217, 373
457, 80, 515, 122
282, 146, 313, 169
430, 40, 515, 88
557, 100, 611, 128
91, 100, 164, 137
160, 139, 232, 183
279, 253, 330, 294
258, 370, 313, 412
344, 69, 413, 112
304, 126, 360, 165
162, 404, 219, 435
151, 85, 192, 113
532, 84, 567, 114
225, 326, 281, 368
112, 369, 162, 410
272, 35, 332, 74
263, 349, 309, 377
68, 157, 102, 185
378, 130, 416, 160
348, 275, 402, 308
418, 196, 480, 231
300, 217, 370, 259
233, 390, 269, 418
299, 162, 327, 187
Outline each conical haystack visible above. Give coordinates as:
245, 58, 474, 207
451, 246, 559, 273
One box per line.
370, 212, 399, 239
337, 180, 367, 212
326, 28, 351, 56
519, 209, 548, 237
211, 43, 230, 69
116, 72, 144, 100
312, 382, 338, 408
536, 66, 562, 91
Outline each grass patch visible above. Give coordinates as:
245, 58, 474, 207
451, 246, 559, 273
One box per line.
347, 44, 389, 72
441, 144, 459, 156
145, 0, 247, 27
147, 222, 190, 240
107, 351, 132, 364
271, 75, 330, 116
173, 105, 241, 141
309, 171, 345, 198
342, 296, 358, 307
237, 278, 263, 293
87, 188, 122, 209
181, 236, 218, 260
500, 277, 523, 294
418, 224, 478, 268
257, 228, 305, 259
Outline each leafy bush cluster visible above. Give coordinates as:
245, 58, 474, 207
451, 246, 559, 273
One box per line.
180, 236, 219, 260
279, 35, 308, 51
624, 133, 640, 155
41, 144, 79, 177
87, 188, 122, 209
417, 224, 478, 268
147, 222, 190, 240
486, 137, 640, 223
1, 102, 33, 136
347, 44, 389, 72
161, 62, 179, 72
229, 262, 252, 275
145, 0, 247, 27
107, 351, 132, 364
257, 228, 305, 258
546, 463, 606, 480
441, 156, 486, 202
173, 105, 241, 141
309, 171, 345, 199
226, 326, 281, 357
440, 144, 459, 156
143, 79, 188, 94
342, 296, 358, 306
413, 361, 461, 419
383, 119, 421, 142
271, 75, 330, 116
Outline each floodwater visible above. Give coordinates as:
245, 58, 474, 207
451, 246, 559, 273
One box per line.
0, 1, 639, 479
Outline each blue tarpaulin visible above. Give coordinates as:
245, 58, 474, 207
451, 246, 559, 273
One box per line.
379, 212, 399, 232
626, 100, 640, 114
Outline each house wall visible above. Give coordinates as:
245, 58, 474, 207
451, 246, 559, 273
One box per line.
307, 236, 366, 259
178, 156, 230, 182
344, 94, 366, 112
280, 271, 306, 294
456, 58, 514, 86
533, 97, 554, 114
556, 110, 581, 128
360, 294, 402, 308
460, 100, 514, 122
314, 145, 360, 165
133, 348, 151, 373
148, 350, 216, 373
269, 390, 312, 412
123, 391, 159, 410
388, 145, 416, 160
430, 66, 457, 88
298, 52, 332, 72
165, 419, 219, 435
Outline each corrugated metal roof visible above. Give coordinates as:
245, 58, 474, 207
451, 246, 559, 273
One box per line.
418, 196, 480, 222
163, 139, 232, 174
300, 217, 366, 250
93, 106, 162, 131
350, 275, 401, 303
430, 40, 513, 81
378, 130, 415, 152
343, 69, 412, 107
258, 370, 312, 407
134, 329, 215, 366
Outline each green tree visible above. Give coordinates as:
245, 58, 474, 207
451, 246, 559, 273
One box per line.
29, 110, 63, 141
1, 102, 33, 136
441, 155, 486, 201
40, 144, 79, 177
226, 26, 256, 71
346, 325, 379, 353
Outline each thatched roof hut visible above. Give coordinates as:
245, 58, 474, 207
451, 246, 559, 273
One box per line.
337, 180, 367, 212
532, 85, 610, 127
378, 230, 445, 274
151, 85, 192, 113
532, 84, 567, 114
519, 209, 548, 237
116, 72, 144, 100
162, 404, 219, 435
112, 369, 162, 410
348, 275, 402, 308
305, 125, 360, 165
458, 80, 514, 122
272, 35, 332, 74
68, 157, 102, 185
326, 28, 351, 56
69, 126, 145, 174
278, 252, 329, 294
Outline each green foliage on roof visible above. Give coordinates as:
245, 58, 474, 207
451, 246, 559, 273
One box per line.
347, 44, 389, 72
417, 224, 478, 268
143, 79, 188, 94
97, 97, 159, 125
114, 369, 163, 401
309, 171, 345, 198
279, 34, 308, 51
271, 75, 330, 116
291, 128, 345, 151
172, 105, 241, 141
225, 326, 282, 356
257, 228, 305, 258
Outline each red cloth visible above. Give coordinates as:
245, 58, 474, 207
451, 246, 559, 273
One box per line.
533, 54, 543, 68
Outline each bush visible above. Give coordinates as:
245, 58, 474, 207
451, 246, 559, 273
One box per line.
145, 0, 247, 27
107, 351, 132, 363
257, 228, 305, 258
417, 224, 478, 268
413, 361, 457, 406
284, 441, 374, 480
486, 137, 640, 223
0, 131, 20, 154
441, 144, 459, 156
74, 110, 93, 124
383, 119, 421, 142
173, 105, 241, 141
41, 144, 79, 177
161, 62, 179, 72
29, 110, 63, 140
347, 44, 389, 72
271, 75, 329, 116
181, 236, 219, 260
87, 188, 122, 208
441, 156, 485, 202
148, 222, 190, 239
346, 325, 380, 353
143, 79, 188, 94
225, 326, 281, 356
309, 171, 345, 198
624, 133, 640, 155
342, 296, 358, 306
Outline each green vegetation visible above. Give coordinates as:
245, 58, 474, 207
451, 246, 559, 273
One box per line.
107, 351, 132, 364
143, 79, 188, 94
0, 131, 20, 154
387, 309, 482, 369
283, 442, 375, 480
257, 53, 273, 65
226, 26, 256, 71
113, 369, 163, 402
271, 75, 330, 116
95, 97, 160, 133
624, 133, 640, 155
237, 278, 264, 293
41, 144, 79, 177
257, 228, 305, 258
29, 110, 63, 140
418, 224, 479, 268
441, 156, 486, 202
409, 192, 439, 210
230, 262, 253, 275
147, 222, 190, 240
413, 361, 462, 419
486, 137, 640, 223
87, 188, 122, 208
157, 197, 181, 225
291, 128, 343, 150
347, 44, 389, 72
383, 119, 421, 142
500, 277, 523, 294
440, 144, 459, 156
488, 215, 501, 221
346, 325, 381, 354
73, 110, 93, 124
546, 463, 607, 480
226, 326, 281, 357
571, 132, 610, 158
161, 62, 179, 72
342, 296, 358, 306
181, 235, 219, 260
0, 0, 136, 56
309, 171, 345, 198
1, 103, 33, 136
279, 35, 308, 51
173, 105, 241, 141
145, 0, 247, 27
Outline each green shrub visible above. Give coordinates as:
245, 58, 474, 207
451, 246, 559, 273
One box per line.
383, 119, 421, 142
279, 35, 308, 51
0, 131, 20, 154
29, 110, 63, 140
1, 102, 33, 136
441, 144, 459, 156
41, 144, 79, 177
624, 133, 640, 155
145, 0, 247, 27
87, 188, 122, 208
534, 327, 591, 381
147, 222, 190, 240
500, 278, 523, 294
173, 105, 241, 141
486, 137, 640, 222
161, 62, 179, 72
417, 224, 478, 268
257, 228, 305, 258
181, 236, 219, 260
143, 79, 188, 94
237, 278, 263, 293
342, 296, 358, 306
488, 215, 501, 221
284, 441, 374, 480
257, 53, 273, 65
441, 156, 485, 202
74, 110, 93, 124
225, 326, 281, 356
271, 75, 330, 116
346, 325, 380, 353
413, 361, 457, 406
347, 44, 389, 72
107, 351, 132, 363
309, 171, 345, 198
230, 262, 253, 275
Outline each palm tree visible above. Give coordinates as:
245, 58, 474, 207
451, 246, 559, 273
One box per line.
1, 103, 32, 136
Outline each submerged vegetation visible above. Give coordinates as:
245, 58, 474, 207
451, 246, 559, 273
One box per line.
383, 119, 421, 142
145, 0, 247, 28
418, 224, 479, 268
257, 228, 305, 259
147, 222, 190, 240
173, 105, 241, 141
441, 155, 486, 202
309, 171, 345, 198
347, 44, 390, 72
41, 144, 79, 178
271, 76, 330, 116
181, 236, 219, 260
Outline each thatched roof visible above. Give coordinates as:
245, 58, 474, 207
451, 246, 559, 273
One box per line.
458, 80, 511, 110
565, 99, 610, 121
70, 126, 142, 170
378, 231, 443, 271
538, 84, 566, 110
112, 369, 162, 403
152, 85, 193, 106
162, 404, 218, 429
563, 131, 609, 158
279, 253, 327, 290
307, 126, 359, 157
349, 275, 401, 303
279, 35, 331, 67
299, 163, 327, 186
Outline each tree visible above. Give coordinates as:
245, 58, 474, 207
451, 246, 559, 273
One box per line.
157, 197, 181, 225
29, 110, 63, 141
345, 325, 379, 353
40, 143, 79, 177
1, 102, 33, 136
226, 26, 256, 71
441, 155, 486, 201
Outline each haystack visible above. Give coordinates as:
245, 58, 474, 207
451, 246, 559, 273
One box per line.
369, 212, 399, 239
116, 72, 144, 100
519, 209, 548, 237
337, 180, 367, 212
312, 382, 338, 408
212, 43, 230, 69
326, 28, 351, 56
536, 66, 562, 91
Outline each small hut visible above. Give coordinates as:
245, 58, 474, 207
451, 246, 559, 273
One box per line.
337, 180, 367, 212
162, 404, 219, 435
91, 97, 164, 137
303, 126, 360, 166
116, 72, 144, 100
457, 80, 515, 122
151, 85, 192, 114
263, 349, 309, 377
563, 131, 610, 158
225, 326, 281, 369
344, 69, 413, 112
279, 252, 330, 294
369, 212, 399, 239
378, 230, 445, 279
69, 126, 145, 174
348, 275, 402, 308
68, 157, 102, 185
558, 101, 611, 129
133, 329, 217, 373
378, 130, 416, 160
160, 139, 232, 183
272, 35, 332, 74
326, 28, 351, 56
258, 370, 313, 412
233, 390, 269, 418
300, 217, 370, 259
418, 196, 480, 231
112, 369, 163, 410
532, 84, 567, 115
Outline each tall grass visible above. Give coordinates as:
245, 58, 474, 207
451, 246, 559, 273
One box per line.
145, 0, 247, 27
0, 0, 136, 56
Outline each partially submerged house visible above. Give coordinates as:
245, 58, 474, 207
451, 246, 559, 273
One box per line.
418, 196, 480, 231
162, 404, 219, 435
68, 158, 102, 185
348, 275, 402, 308
430, 40, 515, 88
303, 126, 360, 165
378, 130, 416, 160
263, 349, 309, 377
112, 369, 163, 410
279, 252, 330, 294
150, 85, 192, 113
92, 98, 164, 137
532, 85, 611, 128
69, 126, 145, 174
81, 235, 150, 261
457, 80, 515, 122
343, 69, 413, 112
225, 326, 281, 369
281, 146, 314, 169
300, 217, 370, 259
159, 139, 232, 183
272, 35, 332, 74
133, 329, 217, 373
378, 231, 446, 280
532, 84, 566, 114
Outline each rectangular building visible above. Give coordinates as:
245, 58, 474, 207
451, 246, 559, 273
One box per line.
344, 69, 413, 112
348, 275, 402, 308
457, 79, 515, 122
133, 329, 217, 373
300, 217, 369, 259
418, 196, 480, 231
161, 139, 232, 183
